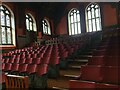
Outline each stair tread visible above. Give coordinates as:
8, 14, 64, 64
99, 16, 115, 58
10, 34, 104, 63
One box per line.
64, 74, 79, 78
60, 69, 80, 76
74, 59, 88, 62
47, 77, 69, 89
52, 86, 68, 90
79, 55, 92, 57
69, 65, 81, 69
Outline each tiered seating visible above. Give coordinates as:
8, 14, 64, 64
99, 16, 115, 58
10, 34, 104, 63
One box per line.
69, 30, 120, 89
2, 32, 96, 88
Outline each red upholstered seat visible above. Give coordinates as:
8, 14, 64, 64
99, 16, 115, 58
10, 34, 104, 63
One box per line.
36, 64, 48, 76
18, 64, 28, 73
11, 63, 19, 72
27, 64, 37, 74
4, 63, 12, 72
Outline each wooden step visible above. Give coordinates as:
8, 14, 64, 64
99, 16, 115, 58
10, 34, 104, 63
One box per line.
52, 86, 68, 90
79, 55, 92, 58
60, 69, 80, 77
74, 59, 88, 63
69, 65, 81, 69
82, 51, 93, 55
47, 77, 69, 89
64, 74, 79, 78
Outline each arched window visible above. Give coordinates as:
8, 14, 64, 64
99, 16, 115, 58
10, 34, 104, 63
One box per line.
26, 14, 37, 31
42, 19, 51, 35
86, 3, 102, 32
68, 8, 81, 35
0, 5, 16, 46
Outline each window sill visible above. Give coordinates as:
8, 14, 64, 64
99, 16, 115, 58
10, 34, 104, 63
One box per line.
0, 45, 16, 50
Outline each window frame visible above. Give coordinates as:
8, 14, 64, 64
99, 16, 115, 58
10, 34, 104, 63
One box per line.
86, 3, 102, 32
0, 5, 13, 45
42, 19, 51, 35
26, 14, 35, 31
68, 8, 81, 35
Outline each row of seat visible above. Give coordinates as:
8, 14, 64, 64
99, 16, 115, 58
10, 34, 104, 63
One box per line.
69, 33, 120, 89
1, 31, 101, 88
2, 63, 48, 76
1, 34, 91, 88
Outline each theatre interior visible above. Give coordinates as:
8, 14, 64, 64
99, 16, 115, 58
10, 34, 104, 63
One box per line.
0, 1, 120, 89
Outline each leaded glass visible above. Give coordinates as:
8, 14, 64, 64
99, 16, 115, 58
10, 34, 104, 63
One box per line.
86, 3, 102, 32
26, 14, 35, 31
2, 27, 6, 44
68, 9, 81, 35
42, 19, 51, 35
1, 11, 5, 25
0, 5, 13, 45
6, 15, 10, 26
7, 28, 11, 44
78, 22, 81, 34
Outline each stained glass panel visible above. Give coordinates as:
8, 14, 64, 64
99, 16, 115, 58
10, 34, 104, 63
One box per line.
26, 15, 28, 18
0, 6, 4, 10
5, 10, 9, 14
77, 10, 79, 14
42, 20, 51, 35
78, 22, 81, 34
95, 9, 99, 17
26, 14, 35, 31
86, 3, 101, 32
74, 23, 77, 34
88, 20, 92, 32
30, 22, 32, 30
1, 11, 5, 25
69, 9, 81, 35
77, 14, 80, 22
92, 19, 96, 31
0, 27, 2, 44
71, 15, 74, 23
48, 28, 51, 35
7, 28, 11, 44
74, 12, 77, 22
45, 26, 47, 33
92, 8, 95, 18
0, 5, 13, 45
95, 5, 98, 8
87, 11, 91, 19
96, 18, 101, 31
6, 15, 10, 26
26, 19, 29, 30
2, 27, 6, 44
71, 24, 74, 35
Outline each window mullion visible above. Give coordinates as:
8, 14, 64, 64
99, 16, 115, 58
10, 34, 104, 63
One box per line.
90, 9, 93, 32
32, 21, 34, 31
46, 25, 47, 34
29, 19, 30, 31
87, 11, 89, 32
10, 16, 13, 44
5, 14, 8, 44
69, 15, 72, 35
76, 13, 79, 34
98, 8, 101, 30
94, 8, 97, 31
0, 29, 1, 44
73, 12, 75, 35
